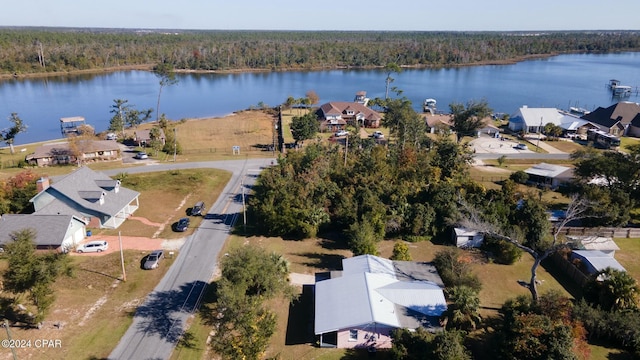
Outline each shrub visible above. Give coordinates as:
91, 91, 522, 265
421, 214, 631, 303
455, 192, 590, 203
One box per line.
481, 236, 522, 265
509, 170, 529, 184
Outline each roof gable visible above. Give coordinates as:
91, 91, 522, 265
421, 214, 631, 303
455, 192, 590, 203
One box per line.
32, 167, 139, 217
0, 214, 84, 247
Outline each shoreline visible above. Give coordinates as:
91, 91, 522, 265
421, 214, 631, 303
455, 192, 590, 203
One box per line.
0, 54, 561, 81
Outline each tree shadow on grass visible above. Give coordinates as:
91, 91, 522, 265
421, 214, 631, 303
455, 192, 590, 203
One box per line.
540, 257, 584, 300
129, 280, 207, 344
285, 284, 315, 345
297, 252, 345, 271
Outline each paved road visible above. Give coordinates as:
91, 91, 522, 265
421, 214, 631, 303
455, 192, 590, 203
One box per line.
108, 158, 273, 360
106, 151, 562, 359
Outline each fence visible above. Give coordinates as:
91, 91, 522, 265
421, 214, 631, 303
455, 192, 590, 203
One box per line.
554, 227, 640, 238
550, 252, 590, 287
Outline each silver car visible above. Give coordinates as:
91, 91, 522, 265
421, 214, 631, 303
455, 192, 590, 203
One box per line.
76, 240, 109, 253
143, 250, 165, 270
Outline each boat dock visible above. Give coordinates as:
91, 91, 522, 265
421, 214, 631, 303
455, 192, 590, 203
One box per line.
608, 79, 639, 97
60, 116, 86, 136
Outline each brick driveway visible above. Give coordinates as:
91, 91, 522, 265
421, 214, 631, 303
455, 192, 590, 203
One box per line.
70, 235, 185, 257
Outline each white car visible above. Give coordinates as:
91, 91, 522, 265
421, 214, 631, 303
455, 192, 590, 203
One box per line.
76, 240, 109, 253
372, 131, 384, 139
134, 151, 149, 159
515, 143, 528, 150
335, 130, 349, 137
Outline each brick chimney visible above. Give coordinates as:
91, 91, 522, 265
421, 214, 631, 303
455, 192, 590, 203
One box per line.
36, 177, 50, 193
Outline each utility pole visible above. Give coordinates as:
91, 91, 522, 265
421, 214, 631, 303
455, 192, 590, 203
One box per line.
4, 319, 17, 360
241, 177, 246, 233
536, 117, 542, 152
344, 134, 349, 166
119, 231, 126, 282
173, 127, 177, 162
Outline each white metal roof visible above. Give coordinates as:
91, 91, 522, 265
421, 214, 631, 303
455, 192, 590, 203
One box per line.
314, 255, 447, 335
572, 250, 626, 273
568, 236, 620, 251
342, 254, 396, 278
524, 163, 572, 178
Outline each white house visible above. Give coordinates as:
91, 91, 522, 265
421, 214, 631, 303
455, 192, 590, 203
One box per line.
314, 255, 447, 349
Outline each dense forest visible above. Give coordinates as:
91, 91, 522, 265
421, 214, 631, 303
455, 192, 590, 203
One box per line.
1, 28, 640, 75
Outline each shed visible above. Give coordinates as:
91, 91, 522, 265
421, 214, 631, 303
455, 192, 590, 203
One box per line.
524, 163, 573, 189
570, 250, 626, 275
568, 236, 620, 256
452, 227, 484, 248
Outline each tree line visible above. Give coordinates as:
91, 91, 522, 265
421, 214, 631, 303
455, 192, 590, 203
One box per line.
1, 28, 640, 75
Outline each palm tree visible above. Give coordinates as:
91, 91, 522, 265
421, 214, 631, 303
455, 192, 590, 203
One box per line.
443, 285, 482, 331
589, 267, 640, 311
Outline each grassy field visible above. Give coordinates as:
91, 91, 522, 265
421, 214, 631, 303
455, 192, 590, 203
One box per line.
0, 250, 176, 359
95, 169, 232, 239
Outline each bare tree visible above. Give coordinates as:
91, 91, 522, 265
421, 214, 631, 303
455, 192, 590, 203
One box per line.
458, 195, 591, 302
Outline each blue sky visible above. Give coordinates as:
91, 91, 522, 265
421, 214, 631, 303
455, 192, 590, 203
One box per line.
2, 0, 639, 31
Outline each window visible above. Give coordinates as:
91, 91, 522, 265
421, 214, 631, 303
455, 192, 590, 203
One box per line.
349, 329, 358, 341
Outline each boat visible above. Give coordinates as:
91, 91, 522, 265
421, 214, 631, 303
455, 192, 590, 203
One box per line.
423, 98, 437, 114
569, 107, 590, 116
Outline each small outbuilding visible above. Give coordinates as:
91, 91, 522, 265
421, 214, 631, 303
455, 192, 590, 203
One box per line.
452, 227, 484, 248
524, 163, 573, 189
570, 250, 626, 275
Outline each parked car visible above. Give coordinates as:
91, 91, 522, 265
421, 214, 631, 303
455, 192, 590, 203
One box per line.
190, 201, 205, 216
515, 143, 528, 150
76, 240, 109, 253
134, 151, 149, 159
106, 132, 118, 140
334, 130, 349, 137
143, 250, 165, 270
173, 217, 190, 232
372, 131, 384, 139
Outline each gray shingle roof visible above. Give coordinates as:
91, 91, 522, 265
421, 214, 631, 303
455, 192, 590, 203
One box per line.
33, 166, 139, 218
0, 214, 81, 247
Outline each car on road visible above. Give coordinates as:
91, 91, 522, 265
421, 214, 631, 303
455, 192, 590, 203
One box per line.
515, 143, 528, 150
190, 201, 205, 216
173, 217, 190, 232
134, 151, 149, 159
371, 131, 384, 139
334, 130, 349, 137
76, 240, 109, 253
143, 250, 165, 270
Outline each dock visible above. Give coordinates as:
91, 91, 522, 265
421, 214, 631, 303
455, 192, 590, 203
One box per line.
60, 116, 86, 136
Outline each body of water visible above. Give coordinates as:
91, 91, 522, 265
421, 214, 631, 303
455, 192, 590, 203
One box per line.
1, 52, 639, 145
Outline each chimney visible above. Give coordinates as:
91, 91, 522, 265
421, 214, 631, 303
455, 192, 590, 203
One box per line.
36, 177, 50, 192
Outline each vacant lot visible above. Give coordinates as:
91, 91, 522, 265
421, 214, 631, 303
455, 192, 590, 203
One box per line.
1, 250, 176, 360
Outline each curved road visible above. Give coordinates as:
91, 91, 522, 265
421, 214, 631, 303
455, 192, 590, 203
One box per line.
108, 158, 274, 360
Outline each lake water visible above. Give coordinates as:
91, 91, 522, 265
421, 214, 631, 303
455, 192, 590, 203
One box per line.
1, 52, 639, 145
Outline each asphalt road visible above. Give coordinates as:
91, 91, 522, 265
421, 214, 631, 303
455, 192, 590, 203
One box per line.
107, 158, 274, 360
106, 152, 563, 359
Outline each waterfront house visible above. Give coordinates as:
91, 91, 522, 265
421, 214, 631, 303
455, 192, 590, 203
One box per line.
314, 255, 446, 349
581, 101, 640, 137
26, 140, 121, 167
134, 128, 166, 147
30, 167, 140, 229
316, 102, 382, 131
